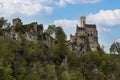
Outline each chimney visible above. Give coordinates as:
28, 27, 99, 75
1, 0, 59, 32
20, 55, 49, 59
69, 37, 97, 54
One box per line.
81, 16, 86, 27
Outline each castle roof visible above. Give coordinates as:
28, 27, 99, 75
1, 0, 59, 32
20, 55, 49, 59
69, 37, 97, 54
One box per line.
77, 27, 85, 30
85, 24, 96, 28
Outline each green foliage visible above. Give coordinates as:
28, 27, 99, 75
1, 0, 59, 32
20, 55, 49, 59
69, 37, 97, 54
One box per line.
110, 42, 120, 54
0, 25, 120, 80
14, 24, 25, 34
0, 17, 7, 28
69, 69, 84, 80
0, 17, 7, 36
61, 71, 70, 80
46, 64, 57, 80
50, 27, 69, 65
46, 25, 56, 36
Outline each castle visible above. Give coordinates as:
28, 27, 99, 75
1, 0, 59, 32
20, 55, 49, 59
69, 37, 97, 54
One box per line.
2, 17, 99, 55
70, 16, 100, 56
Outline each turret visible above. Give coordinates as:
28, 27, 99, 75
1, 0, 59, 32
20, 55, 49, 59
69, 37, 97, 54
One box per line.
12, 18, 23, 26
80, 16, 86, 27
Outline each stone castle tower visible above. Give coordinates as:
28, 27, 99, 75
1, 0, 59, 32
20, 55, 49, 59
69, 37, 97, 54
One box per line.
70, 16, 100, 56
13, 18, 23, 26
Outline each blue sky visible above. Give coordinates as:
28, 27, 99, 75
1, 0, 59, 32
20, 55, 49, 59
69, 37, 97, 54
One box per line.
0, 0, 120, 53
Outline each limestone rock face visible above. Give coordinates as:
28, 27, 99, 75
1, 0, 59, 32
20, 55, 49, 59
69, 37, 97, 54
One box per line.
4, 18, 43, 41
70, 16, 100, 55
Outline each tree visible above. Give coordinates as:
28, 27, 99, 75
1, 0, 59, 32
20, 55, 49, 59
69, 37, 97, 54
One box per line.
110, 42, 120, 54
46, 64, 57, 80
0, 17, 11, 36
0, 36, 18, 80
0, 17, 7, 28
45, 25, 56, 37
50, 27, 69, 65
69, 68, 84, 80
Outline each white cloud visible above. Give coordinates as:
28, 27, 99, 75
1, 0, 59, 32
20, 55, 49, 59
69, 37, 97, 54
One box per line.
53, 19, 79, 28
98, 27, 111, 32
87, 9, 120, 26
86, 9, 120, 33
0, 0, 40, 16
116, 38, 120, 42
0, 0, 55, 17
57, 0, 101, 6
0, 0, 101, 17
65, 0, 101, 4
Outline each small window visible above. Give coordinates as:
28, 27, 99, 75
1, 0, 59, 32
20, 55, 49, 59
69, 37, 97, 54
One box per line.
91, 34, 93, 36
83, 51, 85, 54
88, 34, 89, 37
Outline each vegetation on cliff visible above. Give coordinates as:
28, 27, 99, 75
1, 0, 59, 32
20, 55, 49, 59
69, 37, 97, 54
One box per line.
0, 17, 120, 80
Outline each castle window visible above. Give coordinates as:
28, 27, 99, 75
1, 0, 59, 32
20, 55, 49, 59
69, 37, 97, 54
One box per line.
83, 51, 85, 54
88, 34, 89, 37
91, 34, 93, 36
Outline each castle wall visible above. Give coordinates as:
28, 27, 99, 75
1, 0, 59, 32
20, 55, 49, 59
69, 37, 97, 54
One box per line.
76, 30, 86, 36
70, 35, 76, 43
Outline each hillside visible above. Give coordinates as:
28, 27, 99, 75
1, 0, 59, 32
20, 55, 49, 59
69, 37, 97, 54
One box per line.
0, 17, 120, 80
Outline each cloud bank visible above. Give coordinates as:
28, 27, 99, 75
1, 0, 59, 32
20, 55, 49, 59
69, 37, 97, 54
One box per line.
87, 9, 120, 26
0, 0, 101, 17
53, 9, 120, 32
53, 9, 120, 33
0, 0, 53, 17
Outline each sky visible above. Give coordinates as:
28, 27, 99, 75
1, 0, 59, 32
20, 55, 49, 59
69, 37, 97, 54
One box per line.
0, 0, 120, 53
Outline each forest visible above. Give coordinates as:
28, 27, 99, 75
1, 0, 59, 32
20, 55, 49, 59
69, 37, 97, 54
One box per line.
0, 17, 120, 80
